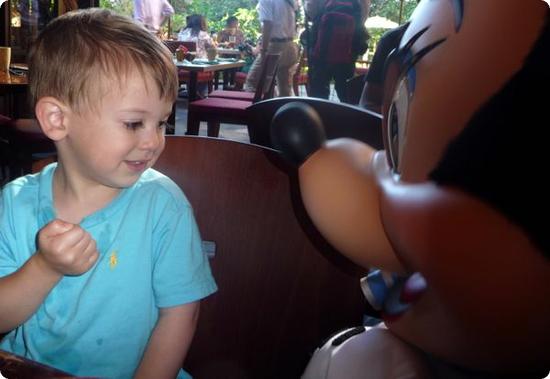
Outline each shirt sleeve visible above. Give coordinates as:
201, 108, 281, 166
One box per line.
201, 31, 214, 47
161, 0, 174, 17
133, 0, 143, 21
257, 0, 273, 22
152, 199, 217, 308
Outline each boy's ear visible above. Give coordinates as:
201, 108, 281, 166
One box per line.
35, 97, 70, 141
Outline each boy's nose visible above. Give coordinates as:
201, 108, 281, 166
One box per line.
139, 127, 163, 150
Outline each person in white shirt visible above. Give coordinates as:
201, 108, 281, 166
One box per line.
133, 0, 174, 34
177, 14, 215, 60
244, 0, 300, 97
177, 14, 216, 98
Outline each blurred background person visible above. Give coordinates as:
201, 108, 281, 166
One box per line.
245, 0, 299, 97
217, 16, 245, 47
178, 14, 216, 59
305, 0, 370, 101
178, 14, 216, 98
133, 0, 174, 35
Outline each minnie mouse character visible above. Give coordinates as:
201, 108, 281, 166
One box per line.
272, 0, 550, 377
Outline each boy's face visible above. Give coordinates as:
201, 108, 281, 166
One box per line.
61, 69, 172, 190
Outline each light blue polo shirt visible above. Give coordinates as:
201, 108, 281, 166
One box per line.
0, 164, 217, 378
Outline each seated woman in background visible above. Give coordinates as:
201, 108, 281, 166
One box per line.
217, 16, 245, 48
178, 14, 215, 59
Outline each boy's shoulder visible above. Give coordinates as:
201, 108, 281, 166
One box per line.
1, 167, 48, 199
135, 168, 191, 209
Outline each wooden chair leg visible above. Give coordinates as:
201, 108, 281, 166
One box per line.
206, 121, 220, 137
186, 113, 201, 135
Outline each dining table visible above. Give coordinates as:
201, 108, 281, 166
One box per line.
214, 49, 243, 89
0, 349, 88, 378
216, 48, 242, 58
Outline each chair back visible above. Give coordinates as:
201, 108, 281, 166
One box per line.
247, 97, 384, 149
1, 117, 56, 181
252, 52, 281, 103
346, 73, 367, 105
153, 136, 365, 378
163, 40, 197, 53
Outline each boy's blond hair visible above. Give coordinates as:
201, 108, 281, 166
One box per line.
28, 8, 178, 114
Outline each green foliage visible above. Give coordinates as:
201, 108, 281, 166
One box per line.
363, 0, 418, 60
99, 0, 418, 42
100, 0, 260, 40
369, 0, 417, 24
234, 8, 261, 41
100, 0, 133, 17
364, 28, 385, 60
182, 0, 260, 40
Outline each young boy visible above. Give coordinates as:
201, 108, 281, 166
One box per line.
0, 8, 217, 379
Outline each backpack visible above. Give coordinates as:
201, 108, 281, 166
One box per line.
310, 0, 368, 64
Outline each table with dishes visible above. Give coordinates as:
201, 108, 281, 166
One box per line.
0, 349, 83, 378
175, 57, 246, 101
216, 48, 242, 58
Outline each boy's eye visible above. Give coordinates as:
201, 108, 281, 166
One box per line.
124, 121, 144, 130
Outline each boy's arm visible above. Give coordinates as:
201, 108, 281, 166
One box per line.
134, 302, 200, 379
0, 254, 62, 332
0, 220, 98, 333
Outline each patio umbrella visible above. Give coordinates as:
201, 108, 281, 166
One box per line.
364, 16, 399, 29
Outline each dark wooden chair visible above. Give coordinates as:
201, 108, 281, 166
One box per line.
163, 40, 197, 55
0, 116, 56, 182
153, 136, 366, 378
233, 71, 247, 90
247, 97, 384, 150
186, 53, 280, 137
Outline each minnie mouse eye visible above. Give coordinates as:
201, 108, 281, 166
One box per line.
387, 74, 412, 177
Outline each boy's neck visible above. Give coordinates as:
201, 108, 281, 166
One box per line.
52, 163, 121, 224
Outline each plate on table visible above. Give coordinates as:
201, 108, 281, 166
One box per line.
218, 57, 237, 62
10, 63, 28, 71
193, 59, 219, 65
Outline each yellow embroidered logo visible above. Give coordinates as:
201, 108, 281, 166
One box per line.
109, 251, 118, 270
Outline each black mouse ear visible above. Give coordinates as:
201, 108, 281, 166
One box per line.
270, 102, 327, 166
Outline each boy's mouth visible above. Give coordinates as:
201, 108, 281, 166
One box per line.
125, 160, 150, 172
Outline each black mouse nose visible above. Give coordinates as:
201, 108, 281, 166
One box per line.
270, 102, 327, 166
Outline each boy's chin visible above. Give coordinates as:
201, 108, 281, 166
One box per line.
106, 173, 145, 190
